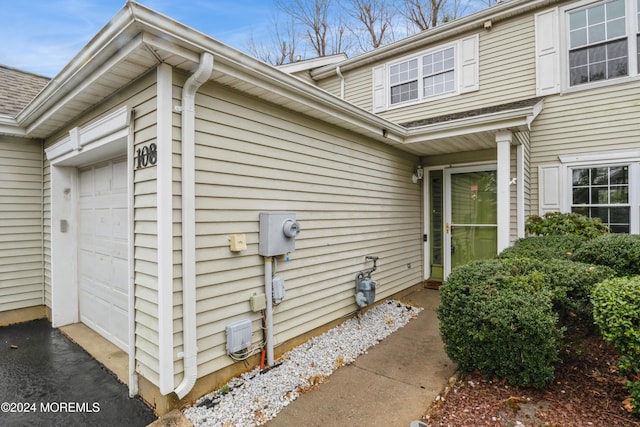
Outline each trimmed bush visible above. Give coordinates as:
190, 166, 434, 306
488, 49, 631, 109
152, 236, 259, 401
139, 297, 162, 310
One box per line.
499, 257, 616, 324
592, 276, 640, 414
499, 235, 586, 261
592, 276, 640, 373
526, 212, 608, 238
438, 257, 616, 388
438, 260, 562, 388
573, 234, 640, 277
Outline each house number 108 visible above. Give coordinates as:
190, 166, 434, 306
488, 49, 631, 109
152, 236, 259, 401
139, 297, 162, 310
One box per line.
135, 143, 158, 169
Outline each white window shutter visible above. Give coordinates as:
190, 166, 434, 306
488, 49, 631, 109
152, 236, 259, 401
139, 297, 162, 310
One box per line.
535, 8, 560, 96
372, 65, 386, 113
538, 165, 563, 214
459, 34, 479, 93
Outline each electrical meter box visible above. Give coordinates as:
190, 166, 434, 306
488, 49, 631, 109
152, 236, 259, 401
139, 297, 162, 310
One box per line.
258, 212, 299, 257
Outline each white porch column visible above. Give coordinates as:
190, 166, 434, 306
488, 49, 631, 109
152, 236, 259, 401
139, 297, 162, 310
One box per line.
496, 131, 512, 253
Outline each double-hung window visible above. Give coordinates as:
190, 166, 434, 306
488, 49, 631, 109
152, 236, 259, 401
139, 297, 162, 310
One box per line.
571, 165, 631, 232
423, 47, 456, 97
373, 35, 478, 112
564, 0, 640, 88
389, 45, 457, 106
390, 58, 419, 105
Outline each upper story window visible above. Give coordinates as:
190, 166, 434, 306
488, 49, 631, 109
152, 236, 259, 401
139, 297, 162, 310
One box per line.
390, 58, 419, 104
568, 0, 628, 85
536, 0, 640, 95
372, 34, 478, 113
423, 47, 456, 97
389, 45, 456, 106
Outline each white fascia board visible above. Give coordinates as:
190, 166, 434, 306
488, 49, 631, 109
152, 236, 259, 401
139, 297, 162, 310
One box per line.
17, 3, 135, 128
311, 0, 555, 80
277, 54, 348, 74
23, 35, 143, 136
0, 115, 26, 137
403, 106, 537, 145
17, 0, 404, 147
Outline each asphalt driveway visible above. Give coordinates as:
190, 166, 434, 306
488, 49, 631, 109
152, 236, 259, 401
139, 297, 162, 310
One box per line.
0, 319, 156, 427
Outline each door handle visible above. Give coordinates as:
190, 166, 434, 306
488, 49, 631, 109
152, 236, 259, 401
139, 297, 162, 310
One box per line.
445, 223, 450, 234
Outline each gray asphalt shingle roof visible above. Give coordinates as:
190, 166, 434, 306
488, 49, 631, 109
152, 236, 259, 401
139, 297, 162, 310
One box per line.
0, 65, 50, 117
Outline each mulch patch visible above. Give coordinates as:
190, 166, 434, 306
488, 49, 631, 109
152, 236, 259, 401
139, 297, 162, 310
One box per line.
423, 331, 640, 426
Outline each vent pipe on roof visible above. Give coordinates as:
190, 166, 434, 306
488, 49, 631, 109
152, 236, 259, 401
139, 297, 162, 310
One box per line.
174, 51, 214, 400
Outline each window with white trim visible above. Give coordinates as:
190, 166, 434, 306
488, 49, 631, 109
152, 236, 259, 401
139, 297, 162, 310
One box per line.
423, 47, 455, 97
570, 165, 631, 232
390, 58, 419, 104
372, 34, 478, 112
565, 0, 640, 87
389, 45, 456, 106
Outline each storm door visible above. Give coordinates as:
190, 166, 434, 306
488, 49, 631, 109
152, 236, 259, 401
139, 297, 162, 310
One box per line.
444, 167, 497, 276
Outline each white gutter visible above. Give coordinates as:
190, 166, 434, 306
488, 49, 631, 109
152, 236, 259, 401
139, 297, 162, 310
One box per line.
310, 0, 555, 80
174, 51, 214, 400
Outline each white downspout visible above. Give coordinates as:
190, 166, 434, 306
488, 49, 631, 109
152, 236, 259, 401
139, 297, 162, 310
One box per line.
336, 66, 345, 99
174, 52, 214, 399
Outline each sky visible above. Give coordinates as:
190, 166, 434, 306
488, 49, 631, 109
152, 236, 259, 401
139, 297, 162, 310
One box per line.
0, 0, 277, 78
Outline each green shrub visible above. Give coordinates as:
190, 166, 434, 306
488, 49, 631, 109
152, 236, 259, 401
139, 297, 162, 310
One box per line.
627, 381, 640, 416
499, 257, 616, 324
438, 257, 616, 388
526, 212, 608, 238
592, 276, 640, 374
438, 260, 563, 388
573, 234, 640, 277
499, 235, 586, 261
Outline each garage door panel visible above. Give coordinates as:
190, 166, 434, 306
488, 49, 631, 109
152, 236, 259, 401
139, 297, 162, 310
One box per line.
79, 169, 94, 196
112, 160, 127, 190
78, 159, 129, 353
94, 208, 112, 238
113, 208, 128, 240
94, 165, 111, 194
113, 258, 128, 292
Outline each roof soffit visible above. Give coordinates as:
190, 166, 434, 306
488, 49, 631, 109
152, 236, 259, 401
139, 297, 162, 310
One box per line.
16, 1, 402, 145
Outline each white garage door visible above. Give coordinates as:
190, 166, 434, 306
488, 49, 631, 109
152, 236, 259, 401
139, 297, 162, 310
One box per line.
78, 159, 129, 353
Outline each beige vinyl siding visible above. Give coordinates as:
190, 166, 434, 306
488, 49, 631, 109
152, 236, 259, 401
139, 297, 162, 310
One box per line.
0, 137, 44, 312
318, 14, 537, 124
515, 131, 532, 223
132, 84, 161, 386
187, 81, 422, 378
42, 71, 163, 385
43, 161, 51, 308
529, 80, 640, 211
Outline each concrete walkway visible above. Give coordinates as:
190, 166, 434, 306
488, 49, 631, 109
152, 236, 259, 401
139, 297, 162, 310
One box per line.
154, 288, 455, 427
263, 288, 456, 427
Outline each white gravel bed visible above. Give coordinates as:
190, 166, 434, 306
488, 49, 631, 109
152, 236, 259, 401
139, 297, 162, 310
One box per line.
183, 300, 422, 427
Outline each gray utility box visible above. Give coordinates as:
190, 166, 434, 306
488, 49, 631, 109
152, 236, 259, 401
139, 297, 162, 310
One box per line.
258, 212, 299, 257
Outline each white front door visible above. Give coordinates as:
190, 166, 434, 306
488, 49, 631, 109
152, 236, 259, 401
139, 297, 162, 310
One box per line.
78, 159, 129, 352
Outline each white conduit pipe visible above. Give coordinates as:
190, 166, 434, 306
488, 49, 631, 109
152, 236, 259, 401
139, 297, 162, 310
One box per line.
174, 52, 214, 399
264, 257, 275, 366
